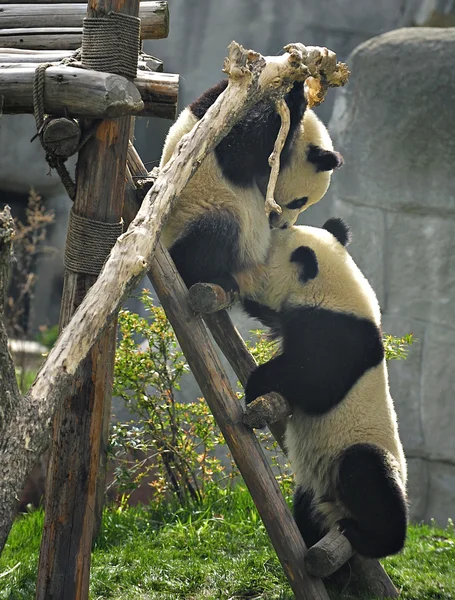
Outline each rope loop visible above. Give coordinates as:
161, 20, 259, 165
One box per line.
64, 208, 124, 276
81, 11, 141, 80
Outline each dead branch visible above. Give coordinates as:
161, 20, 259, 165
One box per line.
264, 98, 290, 217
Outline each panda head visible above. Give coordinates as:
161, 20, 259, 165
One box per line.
250, 218, 380, 323
269, 111, 344, 230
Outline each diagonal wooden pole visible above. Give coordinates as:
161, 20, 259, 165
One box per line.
124, 149, 329, 600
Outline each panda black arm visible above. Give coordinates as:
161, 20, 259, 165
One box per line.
277, 307, 385, 415
190, 80, 308, 188
242, 298, 282, 337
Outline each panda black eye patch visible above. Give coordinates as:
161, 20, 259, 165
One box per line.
286, 197, 308, 210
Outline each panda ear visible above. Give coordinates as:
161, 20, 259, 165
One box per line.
307, 144, 344, 172
323, 218, 352, 247
290, 246, 318, 283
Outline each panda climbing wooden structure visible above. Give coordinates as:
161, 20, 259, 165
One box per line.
242, 218, 408, 561
159, 79, 343, 294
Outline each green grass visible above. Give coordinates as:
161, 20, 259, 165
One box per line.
1, 486, 454, 599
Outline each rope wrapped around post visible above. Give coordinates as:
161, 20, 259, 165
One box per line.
64, 208, 124, 277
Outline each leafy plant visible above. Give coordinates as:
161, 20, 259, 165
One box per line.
110, 290, 234, 507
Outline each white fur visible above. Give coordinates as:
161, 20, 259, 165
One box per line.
245, 225, 407, 529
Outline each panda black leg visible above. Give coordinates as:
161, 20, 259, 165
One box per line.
293, 486, 326, 549
169, 210, 241, 293
244, 356, 288, 405
336, 443, 408, 558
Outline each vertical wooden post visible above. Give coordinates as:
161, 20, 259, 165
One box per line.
36, 2, 140, 599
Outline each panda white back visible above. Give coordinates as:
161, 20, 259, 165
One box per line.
242, 219, 408, 560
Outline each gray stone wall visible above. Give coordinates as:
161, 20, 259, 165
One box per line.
329, 28, 455, 524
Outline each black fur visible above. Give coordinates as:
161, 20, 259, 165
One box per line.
170, 210, 241, 292
290, 246, 319, 283
323, 218, 352, 247
244, 307, 384, 414
286, 197, 308, 210
307, 144, 344, 172
293, 486, 326, 549
337, 443, 408, 558
190, 80, 308, 188
242, 298, 281, 337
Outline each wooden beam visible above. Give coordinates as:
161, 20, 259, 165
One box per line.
0, 28, 82, 50
35, 2, 141, 600
0, 66, 143, 117
0, 49, 164, 71
0, 2, 169, 40
0, 67, 178, 119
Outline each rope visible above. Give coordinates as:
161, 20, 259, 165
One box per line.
32, 63, 77, 200
64, 208, 124, 276
81, 12, 141, 80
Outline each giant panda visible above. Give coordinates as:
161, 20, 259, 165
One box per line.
242, 219, 408, 559
159, 79, 343, 294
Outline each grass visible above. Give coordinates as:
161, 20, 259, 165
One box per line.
1, 486, 454, 600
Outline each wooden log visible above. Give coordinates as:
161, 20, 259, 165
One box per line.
145, 242, 330, 600
0, 28, 82, 50
0, 2, 169, 40
188, 282, 236, 313
203, 309, 289, 452
134, 71, 179, 120
350, 555, 399, 598
35, 2, 140, 600
0, 66, 143, 117
0, 67, 179, 119
0, 49, 164, 71
41, 117, 81, 157
305, 529, 354, 578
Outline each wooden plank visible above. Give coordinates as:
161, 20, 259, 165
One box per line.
0, 67, 178, 119
0, 49, 164, 71
35, 2, 141, 600
0, 29, 82, 50
0, 66, 143, 117
0, 2, 169, 39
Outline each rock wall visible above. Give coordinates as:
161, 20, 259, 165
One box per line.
329, 28, 455, 524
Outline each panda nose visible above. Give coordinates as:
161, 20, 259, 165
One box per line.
269, 211, 280, 229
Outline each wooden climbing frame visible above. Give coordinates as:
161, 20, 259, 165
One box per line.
0, 2, 398, 599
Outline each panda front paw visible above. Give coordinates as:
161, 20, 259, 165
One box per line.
244, 365, 271, 405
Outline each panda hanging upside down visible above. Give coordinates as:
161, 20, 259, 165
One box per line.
242, 218, 408, 560
159, 78, 343, 294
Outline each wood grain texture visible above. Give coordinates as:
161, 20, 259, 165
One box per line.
0, 2, 169, 40
0, 66, 143, 117
36, 3, 140, 600
0, 67, 178, 119
304, 529, 354, 578
0, 49, 164, 71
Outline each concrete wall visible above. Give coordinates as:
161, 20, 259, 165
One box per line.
329, 28, 455, 524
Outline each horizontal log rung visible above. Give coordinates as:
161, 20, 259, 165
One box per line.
0, 66, 179, 120
0, 2, 169, 40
